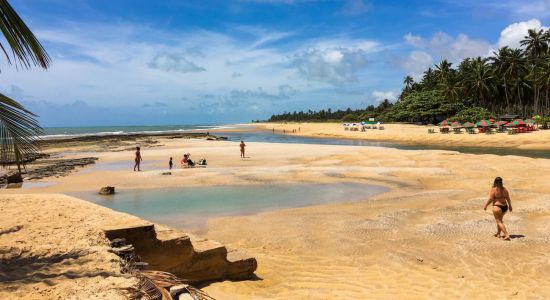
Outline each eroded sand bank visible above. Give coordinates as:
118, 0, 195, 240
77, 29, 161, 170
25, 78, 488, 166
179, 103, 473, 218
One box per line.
1, 134, 550, 299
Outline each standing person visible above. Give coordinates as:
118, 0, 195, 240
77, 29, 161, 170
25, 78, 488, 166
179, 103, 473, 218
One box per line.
240, 140, 246, 158
134, 147, 142, 171
169, 157, 173, 170
484, 177, 513, 240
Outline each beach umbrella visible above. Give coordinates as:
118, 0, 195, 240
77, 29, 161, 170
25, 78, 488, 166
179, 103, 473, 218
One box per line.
507, 119, 525, 127
463, 122, 474, 128
439, 120, 450, 126
475, 120, 492, 127
451, 121, 461, 127
489, 118, 495, 123
495, 121, 508, 127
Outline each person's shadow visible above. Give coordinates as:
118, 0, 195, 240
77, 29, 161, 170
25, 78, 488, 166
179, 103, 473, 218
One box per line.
509, 234, 525, 240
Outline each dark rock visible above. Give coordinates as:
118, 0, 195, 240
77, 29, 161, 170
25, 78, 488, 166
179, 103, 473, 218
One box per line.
7, 172, 22, 183
99, 186, 115, 195
6, 183, 23, 189
161, 172, 172, 175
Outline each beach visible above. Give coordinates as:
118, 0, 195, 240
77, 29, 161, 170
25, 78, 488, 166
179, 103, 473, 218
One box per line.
256, 122, 550, 151
1, 125, 550, 299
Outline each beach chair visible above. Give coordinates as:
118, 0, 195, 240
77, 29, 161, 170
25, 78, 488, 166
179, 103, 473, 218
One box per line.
497, 126, 506, 133
428, 128, 435, 134
453, 127, 461, 134
485, 128, 494, 134
379, 126, 384, 130
466, 128, 475, 134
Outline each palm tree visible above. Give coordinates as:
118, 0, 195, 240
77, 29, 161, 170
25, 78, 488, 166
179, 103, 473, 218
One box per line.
0, 0, 50, 177
403, 75, 414, 90
461, 57, 494, 110
521, 28, 550, 114
490, 47, 512, 112
534, 54, 550, 115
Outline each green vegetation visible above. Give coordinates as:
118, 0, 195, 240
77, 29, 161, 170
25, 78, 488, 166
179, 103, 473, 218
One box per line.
0, 0, 50, 174
269, 28, 550, 124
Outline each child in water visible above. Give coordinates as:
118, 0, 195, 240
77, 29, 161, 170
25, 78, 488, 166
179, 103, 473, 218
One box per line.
169, 157, 173, 170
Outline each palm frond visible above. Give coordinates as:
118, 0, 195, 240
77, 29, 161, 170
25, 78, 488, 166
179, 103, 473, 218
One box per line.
0, 92, 42, 165
0, 0, 51, 70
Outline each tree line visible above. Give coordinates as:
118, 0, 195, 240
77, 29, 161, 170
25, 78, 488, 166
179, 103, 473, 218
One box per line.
269, 28, 550, 124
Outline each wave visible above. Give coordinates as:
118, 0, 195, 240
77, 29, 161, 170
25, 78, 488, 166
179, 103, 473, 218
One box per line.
40, 125, 235, 139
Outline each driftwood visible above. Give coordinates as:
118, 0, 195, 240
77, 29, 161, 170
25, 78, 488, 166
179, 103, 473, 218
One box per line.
111, 239, 215, 300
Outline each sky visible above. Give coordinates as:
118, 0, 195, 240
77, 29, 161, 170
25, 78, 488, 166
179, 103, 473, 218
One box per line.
1, 0, 549, 126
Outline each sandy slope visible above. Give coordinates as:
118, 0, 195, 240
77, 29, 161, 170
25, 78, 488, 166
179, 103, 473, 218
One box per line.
255, 122, 550, 150
0, 194, 149, 299
2, 134, 550, 299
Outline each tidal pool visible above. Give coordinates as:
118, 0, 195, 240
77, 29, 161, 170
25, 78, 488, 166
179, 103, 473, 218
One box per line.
73, 183, 387, 232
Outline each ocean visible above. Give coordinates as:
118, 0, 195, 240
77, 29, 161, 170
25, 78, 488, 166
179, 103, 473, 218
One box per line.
41, 124, 232, 139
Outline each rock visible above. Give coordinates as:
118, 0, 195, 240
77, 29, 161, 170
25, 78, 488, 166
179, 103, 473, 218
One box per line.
6, 183, 23, 189
99, 186, 115, 195
206, 137, 215, 141
161, 172, 172, 175
416, 257, 424, 263
110, 238, 126, 247
170, 284, 190, 298
178, 294, 194, 300
7, 172, 22, 183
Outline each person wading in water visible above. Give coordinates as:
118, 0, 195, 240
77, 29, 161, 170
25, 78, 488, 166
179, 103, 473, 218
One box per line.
134, 146, 142, 171
484, 177, 513, 240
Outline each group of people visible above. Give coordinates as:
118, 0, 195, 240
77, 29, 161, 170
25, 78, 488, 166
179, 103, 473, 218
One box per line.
133, 140, 248, 171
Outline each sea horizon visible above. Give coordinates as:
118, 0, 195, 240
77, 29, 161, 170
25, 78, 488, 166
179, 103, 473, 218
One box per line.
41, 124, 236, 139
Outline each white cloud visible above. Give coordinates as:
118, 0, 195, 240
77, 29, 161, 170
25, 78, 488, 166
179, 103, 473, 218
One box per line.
498, 19, 547, 49
403, 33, 423, 48
340, 0, 373, 16
400, 51, 433, 79
404, 31, 492, 63
292, 47, 367, 84
148, 53, 205, 73
372, 90, 396, 102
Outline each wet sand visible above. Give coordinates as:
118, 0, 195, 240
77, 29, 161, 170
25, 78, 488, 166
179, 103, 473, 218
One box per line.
1, 132, 550, 299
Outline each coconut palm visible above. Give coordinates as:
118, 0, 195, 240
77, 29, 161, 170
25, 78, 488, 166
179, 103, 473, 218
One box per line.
0, 0, 50, 175
403, 75, 414, 90
521, 28, 550, 113
460, 58, 495, 109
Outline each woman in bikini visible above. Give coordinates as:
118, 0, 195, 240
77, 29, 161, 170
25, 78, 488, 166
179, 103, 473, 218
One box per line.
484, 177, 512, 240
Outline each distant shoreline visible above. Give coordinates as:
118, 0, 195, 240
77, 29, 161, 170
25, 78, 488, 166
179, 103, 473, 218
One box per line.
252, 122, 550, 152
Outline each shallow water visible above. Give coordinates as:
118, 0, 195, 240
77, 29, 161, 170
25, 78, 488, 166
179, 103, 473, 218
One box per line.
220, 129, 550, 159
73, 183, 387, 232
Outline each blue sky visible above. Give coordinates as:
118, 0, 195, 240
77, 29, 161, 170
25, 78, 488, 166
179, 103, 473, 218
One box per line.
1, 0, 549, 126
